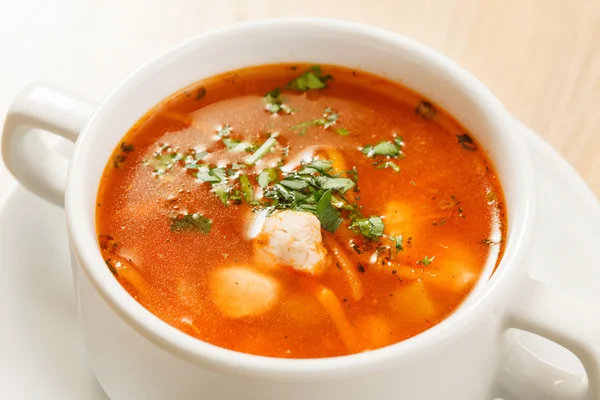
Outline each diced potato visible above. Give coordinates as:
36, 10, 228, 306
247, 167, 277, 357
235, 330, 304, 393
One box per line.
422, 243, 479, 294
389, 280, 437, 320
210, 266, 280, 318
177, 279, 203, 312
355, 315, 393, 350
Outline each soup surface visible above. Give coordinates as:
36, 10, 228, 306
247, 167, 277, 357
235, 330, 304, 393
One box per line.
96, 64, 506, 358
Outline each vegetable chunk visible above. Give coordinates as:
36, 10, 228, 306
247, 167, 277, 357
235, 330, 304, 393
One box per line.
210, 266, 280, 318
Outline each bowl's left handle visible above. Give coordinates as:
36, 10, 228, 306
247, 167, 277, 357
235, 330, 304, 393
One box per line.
2, 83, 96, 207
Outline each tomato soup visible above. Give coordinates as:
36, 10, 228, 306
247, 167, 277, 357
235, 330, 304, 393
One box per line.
96, 64, 506, 358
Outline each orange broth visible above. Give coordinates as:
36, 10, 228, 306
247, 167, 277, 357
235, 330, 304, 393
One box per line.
96, 64, 506, 358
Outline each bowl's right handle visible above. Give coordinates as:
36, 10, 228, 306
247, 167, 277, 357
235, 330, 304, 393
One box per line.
493, 276, 600, 399
2, 83, 96, 207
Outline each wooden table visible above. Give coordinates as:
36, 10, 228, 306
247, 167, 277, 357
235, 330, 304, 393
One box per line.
1, 0, 599, 197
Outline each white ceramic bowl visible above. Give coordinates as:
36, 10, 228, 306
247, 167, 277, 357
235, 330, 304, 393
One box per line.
3, 19, 599, 400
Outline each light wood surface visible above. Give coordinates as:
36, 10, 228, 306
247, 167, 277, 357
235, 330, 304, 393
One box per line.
1, 0, 599, 197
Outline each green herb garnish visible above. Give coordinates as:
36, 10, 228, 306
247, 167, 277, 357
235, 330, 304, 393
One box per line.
196, 166, 226, 183
245, 135, 279, 165
239, 174, 256, 205
350, 216, 385, 240
217, 125, 232, 137
376, 161, 401, 172
316, 190, 343, 232
287, 65, 333, 91
361, 138, 404, 158
418, 255, 435, 266
257, 167, 279, 188
264, 88, 293, 114
389, 235, 403, 251
336, 127, 350, 136
170, 213, 212, 234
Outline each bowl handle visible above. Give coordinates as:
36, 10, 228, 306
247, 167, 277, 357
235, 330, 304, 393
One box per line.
2, 83, 96, 207
493, 276, 600, 399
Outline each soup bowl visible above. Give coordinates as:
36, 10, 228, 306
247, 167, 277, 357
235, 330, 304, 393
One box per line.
3, 19, 599, 400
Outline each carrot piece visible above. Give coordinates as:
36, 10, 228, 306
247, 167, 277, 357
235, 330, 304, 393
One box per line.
298, 278, 356, 353
316, 286, 357, 352
323, 235, 363, 301
113, 259, 149, 296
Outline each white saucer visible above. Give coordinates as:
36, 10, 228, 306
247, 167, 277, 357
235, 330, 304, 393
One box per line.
0, 121, 598, 399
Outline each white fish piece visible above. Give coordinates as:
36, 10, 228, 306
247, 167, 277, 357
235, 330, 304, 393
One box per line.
254, 210, 328, 275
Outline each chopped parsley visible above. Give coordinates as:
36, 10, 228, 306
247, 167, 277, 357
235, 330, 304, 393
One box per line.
350, 216, 384, 240
264, 88, 293, 114
376, 161, 401, 172
222, 138, 241, 149
217, 125, 232, 137
389, 235, 403, 251
144, 144, 184, 176
316, 190, 343, 232
196, 166, 227, 183
245, 134, 279, 165
417, 255, 435, 266
239, 174, 257, 205
313, 108, 338, 128
257, 167, 279, 188
361, 137, 404, 158
291, 107, 346, 135
286, 65, 333, 91
170, 213, 212, 234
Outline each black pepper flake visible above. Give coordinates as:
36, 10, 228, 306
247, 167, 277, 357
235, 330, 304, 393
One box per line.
350, 243, 363, 254
392, 270, 397, 275
196, 87, 207, 100
457, 134, 477, 151
336, 262, 342, 270
120, 142, 134, 153
415, 101, 437, 120
343, 298, 348, 302
357, 263, 366, 273
105, 259, 118, 276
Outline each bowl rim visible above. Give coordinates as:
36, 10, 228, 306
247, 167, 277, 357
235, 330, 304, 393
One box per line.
65, 17, 536, 381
